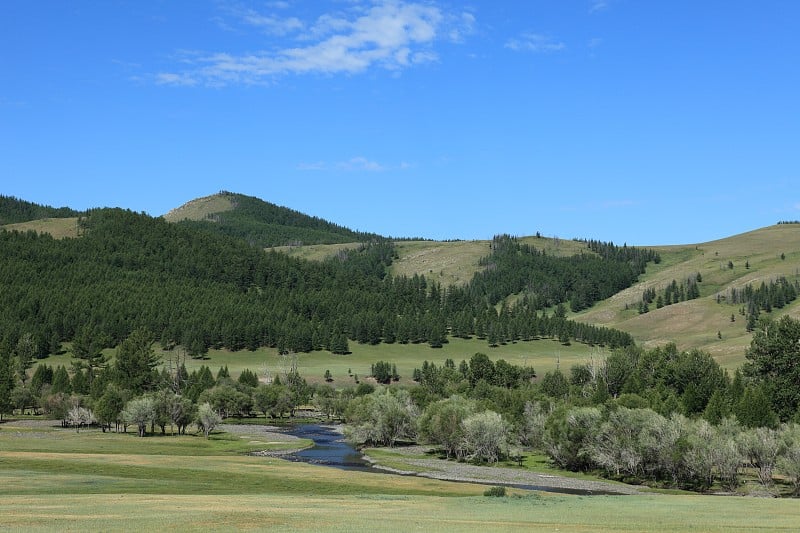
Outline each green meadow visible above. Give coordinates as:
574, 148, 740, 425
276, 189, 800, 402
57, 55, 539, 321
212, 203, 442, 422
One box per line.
39, 335, 599, 386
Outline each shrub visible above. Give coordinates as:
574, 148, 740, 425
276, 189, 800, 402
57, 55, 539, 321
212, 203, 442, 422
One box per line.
484, 486, 506, 497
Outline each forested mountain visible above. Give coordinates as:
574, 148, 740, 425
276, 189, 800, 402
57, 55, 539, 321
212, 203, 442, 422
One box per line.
164, 191, 384, 247
0, 200, 639, 358
0, 195, 81, 225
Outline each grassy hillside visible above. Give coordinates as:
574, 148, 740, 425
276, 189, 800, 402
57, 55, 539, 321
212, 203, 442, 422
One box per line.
391, 236, 591, 286
162, 193, 236, 222
5, 189, 798, 369
574, 224, 800, 368
272, 242, 363, 261
0, 217, 80, 239
240, 225, 800, 369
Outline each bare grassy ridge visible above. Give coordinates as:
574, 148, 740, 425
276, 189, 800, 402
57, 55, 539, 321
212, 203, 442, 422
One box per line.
162, 193, 235, 222
1, 217, 79, 239
271, 242, 362, 261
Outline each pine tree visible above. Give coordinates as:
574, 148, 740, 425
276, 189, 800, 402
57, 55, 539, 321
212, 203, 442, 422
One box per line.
51, 365, 72, 395
0, 337, 15, 420
113, 328, 160, 395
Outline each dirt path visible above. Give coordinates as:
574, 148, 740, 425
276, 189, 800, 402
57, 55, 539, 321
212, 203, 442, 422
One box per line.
363, 445, 645, 495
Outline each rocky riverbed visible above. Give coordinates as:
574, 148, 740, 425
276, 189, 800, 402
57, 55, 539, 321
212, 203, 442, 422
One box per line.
363, 445, 645, 495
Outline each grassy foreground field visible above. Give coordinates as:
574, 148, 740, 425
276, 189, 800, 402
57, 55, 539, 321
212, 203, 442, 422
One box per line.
4, 492, 799, 532
2, 419, 799, 532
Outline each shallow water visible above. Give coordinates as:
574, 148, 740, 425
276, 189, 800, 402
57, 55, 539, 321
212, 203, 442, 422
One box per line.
278, 423, 626, 495
283, 424, 374, 472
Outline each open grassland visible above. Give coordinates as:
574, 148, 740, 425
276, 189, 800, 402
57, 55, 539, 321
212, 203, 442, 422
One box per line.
270, 242, 362, 261
2, 420, 799, 532
4, 492, 800, 532
1, 217, 79, 239
392, 240, 490, 286
392, 236, 591, 287
273, 235, 588, 287
43, 336, 599, 386
162, 194, 234, 222
0, 420, 478, 499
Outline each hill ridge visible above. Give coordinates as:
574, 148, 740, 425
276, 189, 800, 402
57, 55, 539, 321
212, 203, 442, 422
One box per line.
163, 190, 383, 247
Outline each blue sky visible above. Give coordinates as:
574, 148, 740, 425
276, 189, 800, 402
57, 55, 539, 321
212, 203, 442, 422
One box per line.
1, 1, 798, 245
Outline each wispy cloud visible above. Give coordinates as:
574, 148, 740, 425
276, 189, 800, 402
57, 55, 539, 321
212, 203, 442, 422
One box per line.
589, 0, 610, 13
338, 157, 387, 172
218, 2, 304, 36
239, 10, 303, 35
505, 32, 565, 53
157, 1, 459, 87
155, 72, 198, 86
297, 156, 410, 172
448, 11, 476, 43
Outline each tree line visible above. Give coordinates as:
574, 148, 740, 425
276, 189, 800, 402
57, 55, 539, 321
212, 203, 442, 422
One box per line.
0, 194, 81, 225
467, 235, 659, 313
637, 275, 701, 314
719, 277, 799, 331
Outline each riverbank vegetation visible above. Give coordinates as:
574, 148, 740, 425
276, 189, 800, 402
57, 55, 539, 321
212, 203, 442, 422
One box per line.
4, 316, 800, 497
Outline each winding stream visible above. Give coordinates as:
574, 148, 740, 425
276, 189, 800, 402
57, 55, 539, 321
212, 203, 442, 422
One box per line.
279, 423, 628, 495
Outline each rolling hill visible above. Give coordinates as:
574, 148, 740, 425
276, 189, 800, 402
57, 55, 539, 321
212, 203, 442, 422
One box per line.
275, 223, 800, 366
3, 191, 799, 369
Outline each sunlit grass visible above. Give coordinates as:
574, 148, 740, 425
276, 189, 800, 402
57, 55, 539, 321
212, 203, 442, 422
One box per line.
3, 419, 799, 531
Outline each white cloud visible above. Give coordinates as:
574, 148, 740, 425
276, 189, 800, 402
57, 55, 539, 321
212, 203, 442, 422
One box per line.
159, 1, 450, 86
448, 11, 476, 43
155, 72, 198, 86
589, 1, 610, 13
505, 32, 565, 53
338, 157, 386, 172
240, 10, 304, 35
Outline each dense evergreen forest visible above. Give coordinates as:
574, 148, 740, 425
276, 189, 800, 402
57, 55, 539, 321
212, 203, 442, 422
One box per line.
0, 200, 645, 357
462, 235, 660, 312
0, 195, 82, 224
174, 191, 385, 247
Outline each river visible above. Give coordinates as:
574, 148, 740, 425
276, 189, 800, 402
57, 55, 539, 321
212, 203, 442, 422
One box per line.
278, 423, 633, 495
